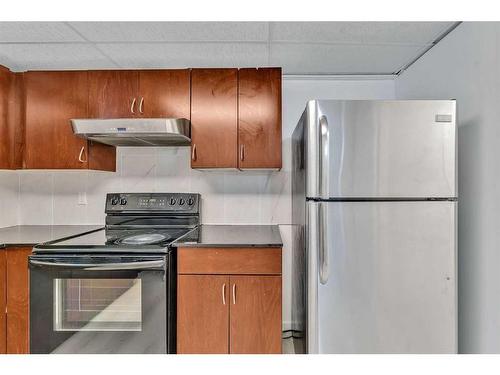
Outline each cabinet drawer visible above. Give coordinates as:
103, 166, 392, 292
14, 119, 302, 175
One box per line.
177, 247, 281, 275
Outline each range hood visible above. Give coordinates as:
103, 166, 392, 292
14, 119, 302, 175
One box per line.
71, 118, 191, 147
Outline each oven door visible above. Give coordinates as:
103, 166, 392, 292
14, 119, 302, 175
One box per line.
29, 254, 171, 354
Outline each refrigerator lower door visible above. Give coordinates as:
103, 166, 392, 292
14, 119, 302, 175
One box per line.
306, 200, 457, 353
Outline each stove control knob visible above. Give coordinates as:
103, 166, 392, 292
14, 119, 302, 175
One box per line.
179, 198, 185, 205
120, 197, 127, 205
111, 197, 119, 205
187, 197, 195, 206
169, 198, 176, 205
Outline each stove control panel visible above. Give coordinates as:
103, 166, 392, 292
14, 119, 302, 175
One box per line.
106, 193, 200, 213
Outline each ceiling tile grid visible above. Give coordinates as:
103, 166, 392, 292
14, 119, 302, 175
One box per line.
0, 21, 457, 74
99, 42, 270, 69
69, 22, 270, 42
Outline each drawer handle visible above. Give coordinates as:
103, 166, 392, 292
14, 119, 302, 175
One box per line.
222, 283, 226, 305
232, 284, 236, 305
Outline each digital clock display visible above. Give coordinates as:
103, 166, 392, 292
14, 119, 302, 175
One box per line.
138, 198, 166, 207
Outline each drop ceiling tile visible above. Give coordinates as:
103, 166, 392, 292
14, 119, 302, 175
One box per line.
98, 43, 269, 69
270, 43, 427, 74
0, 44, 118, 71
70, 22, 269, 42
0, 22, 85, 43
271, 22, 454, 45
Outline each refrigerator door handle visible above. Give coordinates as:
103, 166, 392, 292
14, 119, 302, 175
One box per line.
318, 202, 329, 284
318, 115, 329, 199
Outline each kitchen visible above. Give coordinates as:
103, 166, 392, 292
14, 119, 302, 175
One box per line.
0, 2, 498, 372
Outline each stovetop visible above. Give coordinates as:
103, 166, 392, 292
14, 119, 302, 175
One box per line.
33, 226, 199, 254
33, 193, 200, 254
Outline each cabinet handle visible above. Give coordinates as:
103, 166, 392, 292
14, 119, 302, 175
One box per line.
78, 146, 87, 163
222, 283, 226, 305
139, 97, 144, 114
232, 284, 236, 305
192, 144, 197, 161
130, 97, 136, 114
240, 144, 245, 161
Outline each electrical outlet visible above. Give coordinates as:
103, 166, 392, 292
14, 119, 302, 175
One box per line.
78, 192, 88, 205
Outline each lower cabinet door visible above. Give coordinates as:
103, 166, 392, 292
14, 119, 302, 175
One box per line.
6, 247, 32, 354
229, 276, 282, 354
177, 275, 230, 353
0, 251, 6, 354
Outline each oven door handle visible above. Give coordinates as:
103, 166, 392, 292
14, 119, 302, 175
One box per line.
29, 259, 165, 271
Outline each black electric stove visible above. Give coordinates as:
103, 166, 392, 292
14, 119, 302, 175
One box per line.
33, 193, 200, 253
29, 193, 200, 354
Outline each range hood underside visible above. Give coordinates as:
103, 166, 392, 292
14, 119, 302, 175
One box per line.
71, 118, 191, 147
86, 134, 191, 147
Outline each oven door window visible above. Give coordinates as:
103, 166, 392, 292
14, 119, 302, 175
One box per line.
54, 278, 142, 332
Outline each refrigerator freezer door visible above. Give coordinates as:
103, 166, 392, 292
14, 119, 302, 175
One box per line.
304, 100, 457, 199
306, 200, 457, 353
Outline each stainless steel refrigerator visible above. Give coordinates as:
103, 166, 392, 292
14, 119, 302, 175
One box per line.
291, 100, 457, 354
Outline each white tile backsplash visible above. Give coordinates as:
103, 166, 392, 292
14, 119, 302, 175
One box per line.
52, 171, 89, 224
19, 171, 54, 225
0, 171, 19, 227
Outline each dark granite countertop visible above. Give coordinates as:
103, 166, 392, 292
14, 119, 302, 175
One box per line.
0, 225, 103, 248
172, 225, 283, 248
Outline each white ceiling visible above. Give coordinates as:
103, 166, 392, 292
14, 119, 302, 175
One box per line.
0, 22, 457, 74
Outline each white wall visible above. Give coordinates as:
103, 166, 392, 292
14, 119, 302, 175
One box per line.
395, 22, 499, 353
0, 76, 395, 331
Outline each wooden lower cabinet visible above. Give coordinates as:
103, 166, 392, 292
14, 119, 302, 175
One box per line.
177, 247, 282, 354
5, 247, 31, 354
177, 275, 230, 354
0, 251, 6, 354
229, 276, 282, 354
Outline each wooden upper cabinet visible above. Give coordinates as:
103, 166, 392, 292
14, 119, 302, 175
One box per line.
6, 247, 32, 354
138, 70, 190, 119
24, 71, 89, 169
24, 71, 115, 171
0, 66, 22, 170
88, 70, 139, 118
238, 68, 282, 169
0, 67, 11, 169
177, 275, 230, 354
229, 276, 282, 354
191, 68, 238, 168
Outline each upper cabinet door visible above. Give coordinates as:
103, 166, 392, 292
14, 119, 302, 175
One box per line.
138, 70, 190, 119
88, 70, 139, 118
238, 68, 282, 169
0, 67, 11, 169
24, 71, 89, 169
191, 68, 238, 169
